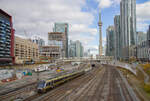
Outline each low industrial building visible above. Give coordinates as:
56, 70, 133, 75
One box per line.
14, 36, 39, 64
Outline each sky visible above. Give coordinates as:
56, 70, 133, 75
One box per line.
0, 0, 150, 54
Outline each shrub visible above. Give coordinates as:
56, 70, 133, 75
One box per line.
144, 83, 150, 93
141, 64, 150, 75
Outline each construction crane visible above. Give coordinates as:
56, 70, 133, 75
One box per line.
24, 29, 29, 39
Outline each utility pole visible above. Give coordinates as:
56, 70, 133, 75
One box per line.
37, 68, 39, 82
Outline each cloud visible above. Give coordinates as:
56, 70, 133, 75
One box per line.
137, 22, 149, 32
69, 34, 95, 45
102, 37, 106, 46
136, 1, 150, 31
0, 0, 97, 48
96, 0, 120, 8
70, 24, 98, 36
137, 1, 150, 21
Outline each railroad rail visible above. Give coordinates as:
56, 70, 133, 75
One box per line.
5, 64, 140, 101
0, 82, 37, 101
24, 67, 102, 101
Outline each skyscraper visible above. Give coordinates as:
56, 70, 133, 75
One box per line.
120, 0, 136, 59
114, 15, 121, 60
106, 26, 115, 57
98, 10, 103, 56
147, 25, 150, 48
54, 23, 69, 58
69, 40, 76, 57
68, 40, 84, 58
32, 36, 45, 54
32, 36, 45, 46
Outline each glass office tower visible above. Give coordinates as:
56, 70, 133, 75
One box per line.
54, 23, 69, 58
120, 0, 136, 59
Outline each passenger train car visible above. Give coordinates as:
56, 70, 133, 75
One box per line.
37, 70, 84, 93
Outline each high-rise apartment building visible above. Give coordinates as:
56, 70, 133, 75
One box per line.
147, 25, 150, 61
106, 26, 115, 56
0, 9, 15, 65
69, 40, 84, 58
32, 36, 45, 46
54, 23, 69, 58
114, 15, 121, 59
32, 36, 45, 54
69, 40, 76, 57
75, 40, 84, 58
120, 0, 136, 59
147, 25, 150, 48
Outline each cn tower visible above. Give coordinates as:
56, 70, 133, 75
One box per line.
98, 10, 103, 56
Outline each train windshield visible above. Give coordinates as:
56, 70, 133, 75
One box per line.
38, 81, 45, 88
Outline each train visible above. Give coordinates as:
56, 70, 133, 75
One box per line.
37, 70, 85, 93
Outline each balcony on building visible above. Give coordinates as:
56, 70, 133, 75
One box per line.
0, 54, 4, 57
6, 45, 11, 48
5, 22, 10, 26
0, 30, 4, 37
6, 32, 11, 35
5, 54, 10, 57
6, 35, 10, 39
0, 47, 3, 50
6, 28, 11, 33
0, 43, 5, 47
6, 26, 11, 30
5, 48, 10, 51
0, 50, 5, 54
0, 40, 4, 43
5, 51, 10, 55
1, 36, 6, 40
0, 26, 4, 30
1, 23, 6, 27
5, 41, 10, 45
7, 39, 11, 42
0, 30, 5, 33
0, 19, 4, 23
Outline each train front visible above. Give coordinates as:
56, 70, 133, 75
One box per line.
37, 80, 46, 93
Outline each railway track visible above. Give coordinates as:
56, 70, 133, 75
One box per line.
52, 65, 140, 101
0, 82, 37, 101
73, 67, 106, 101
107, 66, 125, 101
4, 64, 140, 101
107, 65, 140, 101
25, 67, 102, 101
48, 67, 102, 101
